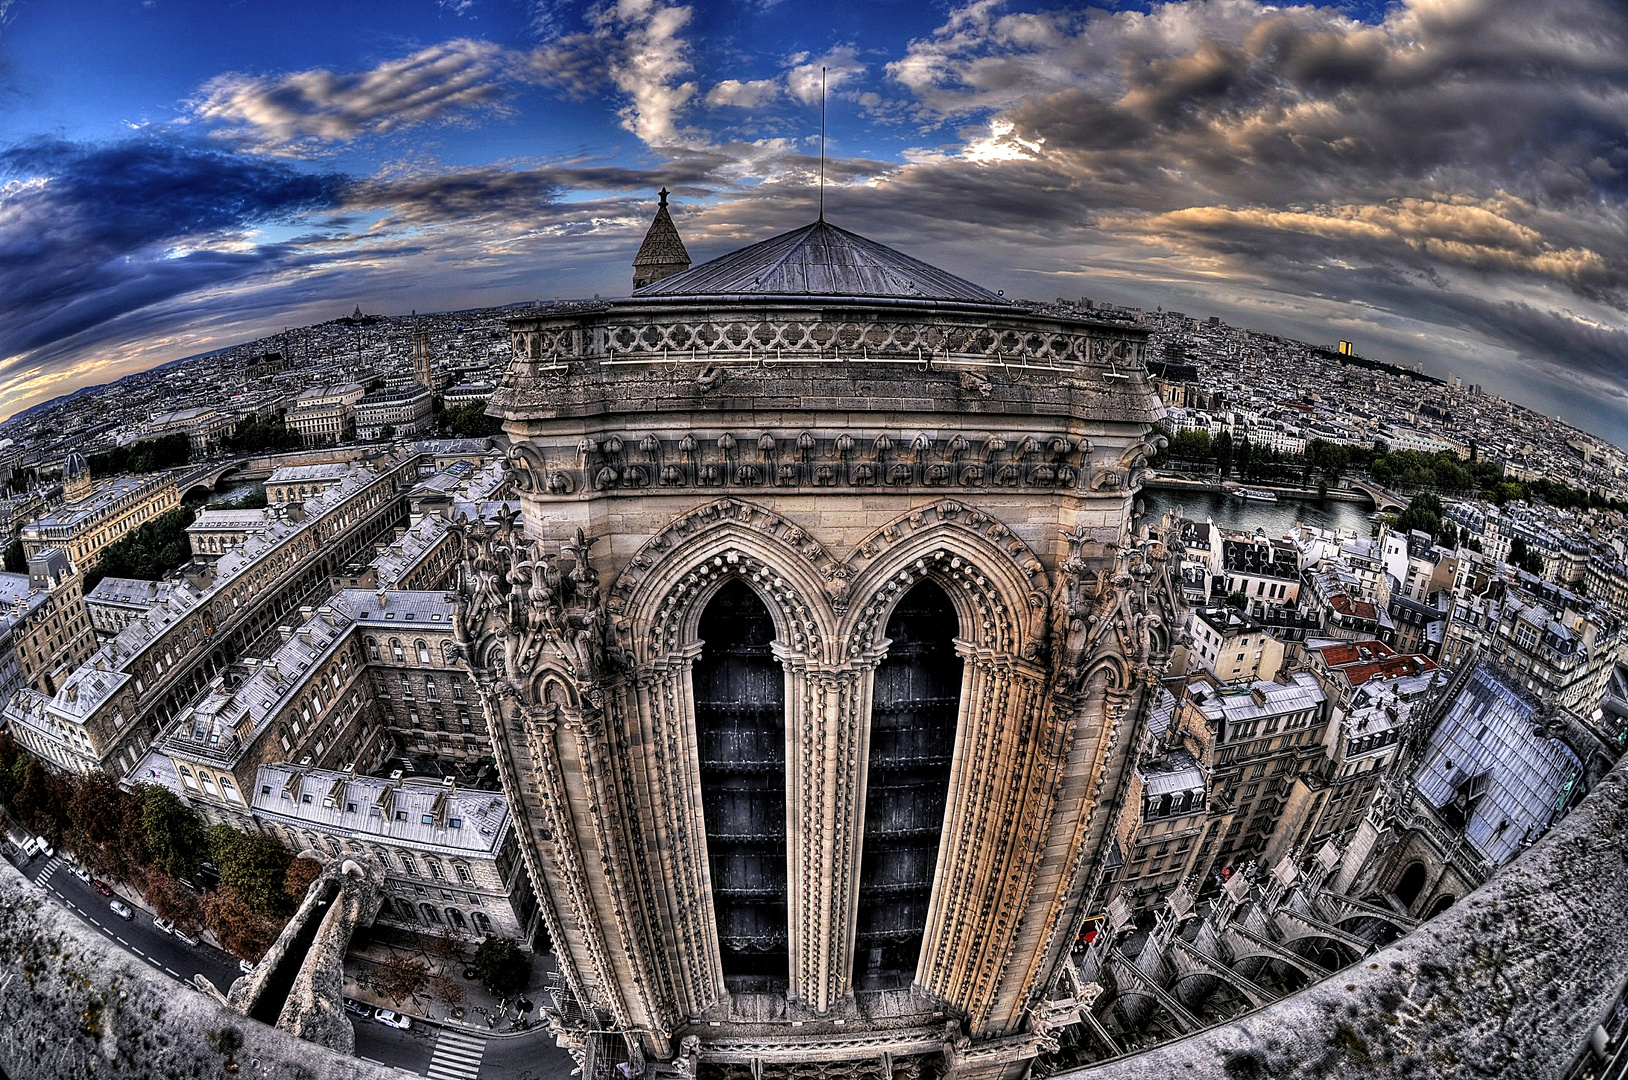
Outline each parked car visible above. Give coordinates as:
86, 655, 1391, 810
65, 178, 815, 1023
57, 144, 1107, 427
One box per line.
71, 866, 92, 884
153, 917, 175, 935
172, 928, 201, 947
91, 879, 113, 896
239, 959, 257, 975
109, 900, 133, 920
343, 998, 371, 1017
373, 1009, 411, 1030
37, 840, 53, 858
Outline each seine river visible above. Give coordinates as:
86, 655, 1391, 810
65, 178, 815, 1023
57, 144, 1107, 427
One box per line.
1139, 487, 1381, 537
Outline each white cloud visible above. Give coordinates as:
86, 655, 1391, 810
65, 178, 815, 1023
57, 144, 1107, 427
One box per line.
787, 45, 866, 106
192, 39, 517, 154
594, 0, 698, 147
706, 78, 780, 108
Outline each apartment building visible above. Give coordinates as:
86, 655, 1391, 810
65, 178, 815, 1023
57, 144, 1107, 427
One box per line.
252, 764, 542, 946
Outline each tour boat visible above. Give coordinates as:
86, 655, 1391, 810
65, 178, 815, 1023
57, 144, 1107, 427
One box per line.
1233, 488, 1280, 502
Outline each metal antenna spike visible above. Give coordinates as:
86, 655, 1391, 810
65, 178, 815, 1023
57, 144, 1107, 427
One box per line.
819, 66, 826, 222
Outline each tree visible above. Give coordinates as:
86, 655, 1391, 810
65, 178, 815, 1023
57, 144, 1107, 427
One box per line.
372, 952, 430, 1005
147, 872, 206, 931
283, 856, 322, 903
2, 540, 23, 573
208, 825, 295, 918
83, 505, 198, 591
204, 886, 282, 961
1225, 590, 1249, 611
225, 414, 300, 454
87, 434, 190, 476
378, 424, 397, 440
1214, 431, 1234, 478
471, 936, 531, 998
68, 772, 129, 851
429, 972, 466, 1013
13, 756, 68, 843
1509, 538, 1546, 576
142, 785, 206, 880
440, 402, 503, 439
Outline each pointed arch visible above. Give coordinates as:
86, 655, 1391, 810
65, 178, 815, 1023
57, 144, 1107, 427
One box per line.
609, 498, 837, 666
694, 579, 790, 992
853, 578, 963, 989
838, 500, 1050, 661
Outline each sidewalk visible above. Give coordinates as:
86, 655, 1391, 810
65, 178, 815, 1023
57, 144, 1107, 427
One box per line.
343, 936, 557, 1038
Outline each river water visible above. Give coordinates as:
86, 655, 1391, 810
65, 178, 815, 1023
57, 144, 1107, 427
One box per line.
205, 478, 267, 507
1139, 487, 1380, 537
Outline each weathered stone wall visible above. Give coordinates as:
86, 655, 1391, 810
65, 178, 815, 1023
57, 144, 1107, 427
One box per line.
0, 862, 398, 1080
1067, 755, 1628, 1080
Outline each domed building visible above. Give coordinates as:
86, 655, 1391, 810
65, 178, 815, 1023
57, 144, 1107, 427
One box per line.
61, 451, 91, 503
453, 196, 1179, 1080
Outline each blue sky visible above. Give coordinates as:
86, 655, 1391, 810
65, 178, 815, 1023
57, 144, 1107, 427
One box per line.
3, 0, 1628, 446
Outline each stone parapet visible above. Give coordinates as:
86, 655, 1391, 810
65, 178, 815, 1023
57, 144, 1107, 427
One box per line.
0, 862, 398, 1080
1064, 754, 1628, 1080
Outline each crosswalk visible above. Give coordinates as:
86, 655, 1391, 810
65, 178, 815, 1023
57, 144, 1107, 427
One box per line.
426, 1029, 486, 1080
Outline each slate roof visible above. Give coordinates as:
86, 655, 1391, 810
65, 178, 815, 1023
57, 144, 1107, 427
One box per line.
632, 190, 691, 277
1416, 660, 1583, 866
633, 218, 1009, 305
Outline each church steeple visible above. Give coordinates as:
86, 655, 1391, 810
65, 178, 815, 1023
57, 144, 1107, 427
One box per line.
632, 188, 691, 291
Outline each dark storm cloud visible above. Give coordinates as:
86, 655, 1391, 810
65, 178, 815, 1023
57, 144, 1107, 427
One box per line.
0, 136, 349, 370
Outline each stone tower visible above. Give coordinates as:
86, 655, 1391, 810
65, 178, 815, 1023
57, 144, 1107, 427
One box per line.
632, 188, 692, 290
412, 331, 435, 391
456, 218, 1176, 1080
62, 451, 91, 503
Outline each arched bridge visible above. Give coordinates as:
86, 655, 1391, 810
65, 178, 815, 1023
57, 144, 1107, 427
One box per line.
1349, 478, 1409, 514
178, 461, 245, 500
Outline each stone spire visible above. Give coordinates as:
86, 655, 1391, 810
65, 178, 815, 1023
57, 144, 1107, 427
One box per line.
631, 188, 691, 291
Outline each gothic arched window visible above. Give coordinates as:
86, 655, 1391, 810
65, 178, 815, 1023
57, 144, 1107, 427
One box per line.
693, 579, 788, 993
853, 579, 963, 989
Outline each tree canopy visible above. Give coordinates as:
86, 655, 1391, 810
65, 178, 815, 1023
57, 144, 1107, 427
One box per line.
87, 434, 190, 476
83, 505, 197, 591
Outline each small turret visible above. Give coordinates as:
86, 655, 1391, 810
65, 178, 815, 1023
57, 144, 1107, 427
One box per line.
632, 188, 692, 291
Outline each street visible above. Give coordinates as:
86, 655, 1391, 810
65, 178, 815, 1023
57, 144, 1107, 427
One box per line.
20, 854, 241, 993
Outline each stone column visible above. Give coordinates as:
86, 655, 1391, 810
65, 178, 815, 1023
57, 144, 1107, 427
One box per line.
917, 645, 1050, 1029
782, 645, 882, 1014
630, 645, 723, 1019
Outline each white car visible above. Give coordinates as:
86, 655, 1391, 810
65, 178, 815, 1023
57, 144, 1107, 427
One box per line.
109, 900, 133, 920
239, 959, 257, 975
173, 928, 201, 947
71, 866, 92, 884
372, 1009, 411, 1030
153, 917, 175, 935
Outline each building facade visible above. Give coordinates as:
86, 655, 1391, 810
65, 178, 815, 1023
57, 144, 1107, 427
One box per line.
286, 384, 365, 446
267, 463, 354, 507
452, 208, 1179, 1079
251, 764, 542, 946
186, 508, 275, 558
20, 464, 181, 567
355, 386, 434, 441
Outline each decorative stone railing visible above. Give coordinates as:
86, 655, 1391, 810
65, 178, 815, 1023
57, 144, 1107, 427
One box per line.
1061, 754, 1628, 1079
